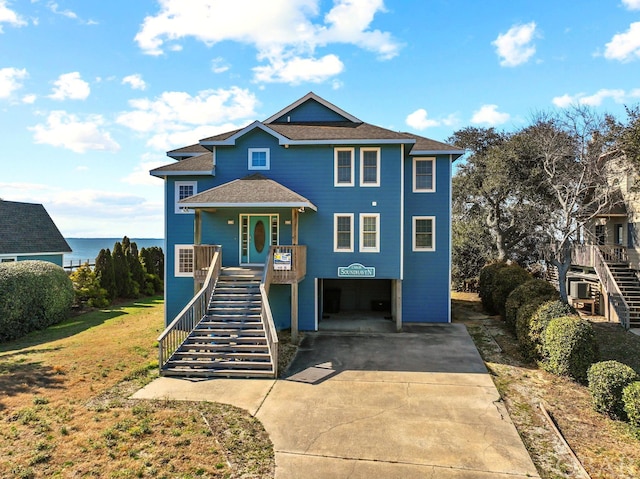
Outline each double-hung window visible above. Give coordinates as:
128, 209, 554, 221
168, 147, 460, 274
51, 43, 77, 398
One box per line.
174, 245, 194, 277
413, 158, 435, 192
360, 148, 380, 187
175, 181, 197, 214
334, 148, 354, 186
248, 148, 270, 170
334, 214, 354, 252
413, 216, 435, 251
359, 213, 380, 252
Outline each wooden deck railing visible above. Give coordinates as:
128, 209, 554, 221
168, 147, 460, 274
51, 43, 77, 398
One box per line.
573, 244, 630, 329
270, 245, 306, 284
194, 245, 220, 284
157, 249, 222, 370
261, 249, 279, 377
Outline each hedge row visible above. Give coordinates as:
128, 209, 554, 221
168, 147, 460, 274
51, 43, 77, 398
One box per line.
0, 261, 74, 342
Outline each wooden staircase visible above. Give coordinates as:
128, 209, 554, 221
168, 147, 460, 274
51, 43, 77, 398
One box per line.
607, 262, 640, 328
161, 267, 275, 378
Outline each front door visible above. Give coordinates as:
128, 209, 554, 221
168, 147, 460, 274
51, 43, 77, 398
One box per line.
248, 215, 270, 264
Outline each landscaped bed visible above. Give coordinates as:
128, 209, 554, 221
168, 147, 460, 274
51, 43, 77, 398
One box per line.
0, 297, 274, 479
453, 291, 640, 479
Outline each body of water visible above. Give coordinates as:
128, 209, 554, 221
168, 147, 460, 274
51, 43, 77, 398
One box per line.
64, 238, 164, 266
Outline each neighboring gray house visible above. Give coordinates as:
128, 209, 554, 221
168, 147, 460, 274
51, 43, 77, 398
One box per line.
0, 200, 71, 266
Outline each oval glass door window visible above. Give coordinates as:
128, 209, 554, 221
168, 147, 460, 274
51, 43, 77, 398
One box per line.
254, 220, 266, 253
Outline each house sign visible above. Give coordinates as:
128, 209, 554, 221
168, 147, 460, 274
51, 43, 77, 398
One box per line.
273, 252, 292, 271
338, 263, 376, 278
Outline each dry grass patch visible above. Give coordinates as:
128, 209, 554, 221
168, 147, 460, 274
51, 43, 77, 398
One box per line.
0, 297, 274, 478
453, 292, 640, 479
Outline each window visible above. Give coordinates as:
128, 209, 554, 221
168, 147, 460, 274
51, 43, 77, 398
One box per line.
413, 216, 435, 251
0, 257, 16, 263
334, 214, 354, 252
248, 148, 270, 170
359, 213, 380, 252
360, 148, 380, 187
175, 181, 197, 214
334, 148, 354, 186
174, 245, 194, 277
413, 158, 435, 192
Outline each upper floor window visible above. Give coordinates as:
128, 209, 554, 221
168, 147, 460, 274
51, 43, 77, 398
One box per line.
360, 148, 380, 187
0, 257, 16, 263
175, 181, 197, 214
174, 245, 194, 277
334, 148, 354, 187
334, 213, 354, 252
413, 158, 435, 192
248, 148, 270, 170
413, 216, 435, 251
359, 213, 380, 252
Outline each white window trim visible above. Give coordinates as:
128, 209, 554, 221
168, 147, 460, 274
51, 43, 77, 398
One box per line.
360, 147, 380, 187
174, 245, 194, 277
334, 147, 354, 187
413, 216, 436, 252
359, 213, 380, 253
175, 181, 197, 214
334, 213, 354, 252
0, 256, 17, 263
413, 157, 436, 193
248, 148, 270, 170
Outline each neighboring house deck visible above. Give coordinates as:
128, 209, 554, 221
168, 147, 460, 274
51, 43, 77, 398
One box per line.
0, 200, 71, 266
150, 92, 464, 377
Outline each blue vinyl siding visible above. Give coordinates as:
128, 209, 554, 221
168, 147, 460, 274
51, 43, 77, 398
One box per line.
15, 254, 64, 266
271, 99, 348, 123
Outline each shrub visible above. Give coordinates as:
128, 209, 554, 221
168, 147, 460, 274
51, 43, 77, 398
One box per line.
542, 316, 599, 383
504, 279, 559, 333
478, 262, 507, 314
515, 297, 548, 360
623, 381, 640, 428
528, 300, 576, 360
0, 261, 73, 342
491, 264, 531, 319
69, 263, 110, 309
588, 361, 638, 420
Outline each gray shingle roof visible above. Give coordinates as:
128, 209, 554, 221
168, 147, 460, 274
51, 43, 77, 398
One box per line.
179, 174, 317, 210
0, 200, 71, 255
151, 153, 214, 175
167, 143, 209, 159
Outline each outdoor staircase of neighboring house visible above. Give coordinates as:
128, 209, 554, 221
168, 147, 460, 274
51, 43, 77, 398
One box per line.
607, 262, 640, 328
162, 266, 275, 378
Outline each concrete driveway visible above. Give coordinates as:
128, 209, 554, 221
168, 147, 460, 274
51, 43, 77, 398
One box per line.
133, 324, 539, 479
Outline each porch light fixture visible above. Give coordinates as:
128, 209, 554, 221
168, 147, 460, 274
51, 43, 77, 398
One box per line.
227, 219, 234, 225
298, 207, 305, 213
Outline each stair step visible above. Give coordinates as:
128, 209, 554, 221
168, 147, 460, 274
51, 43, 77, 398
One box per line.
166, 359, 273, 369
173, 351, 271, 360
161, 368, 274, 378
185, 336, 267, 344
178, 343, 269, 352
197, 322, 264, 330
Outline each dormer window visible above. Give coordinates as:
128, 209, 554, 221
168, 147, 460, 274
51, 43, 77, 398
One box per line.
249, 148, 270, 170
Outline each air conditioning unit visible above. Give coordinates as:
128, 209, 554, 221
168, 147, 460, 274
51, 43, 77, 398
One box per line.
570, 282, 590, 299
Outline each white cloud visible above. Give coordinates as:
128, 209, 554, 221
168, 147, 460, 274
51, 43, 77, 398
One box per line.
30, 110, 120, 153
623, 0, 640, 10
122, 73, 147, 90
405, 109, 458, 130
49, 72, 90, 100
134, 0, 400, 84
492, 22, 537, 67
47, 2, 98, 25
22, 93, 36, 104
211, 57, 230, 74
116, 86, 258, 149
0, 67, 27, 98
604, 22, 640, 62
122, 154, 169, 186
471, 105, 510, 126
0, 0, 26, 32
253, 53, 344, 84
552, 88, 639, 107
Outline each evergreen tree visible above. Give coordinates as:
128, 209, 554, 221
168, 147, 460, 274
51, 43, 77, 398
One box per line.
112, 241, 133, 298
141, 246, 164, 280
127, 241, 146, 296
94, 248, 116, 300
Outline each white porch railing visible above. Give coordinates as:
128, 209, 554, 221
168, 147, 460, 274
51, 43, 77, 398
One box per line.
157, 248, 222, 370
261, 249, 279, 378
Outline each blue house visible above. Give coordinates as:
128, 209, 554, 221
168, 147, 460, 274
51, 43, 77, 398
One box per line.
151, 93, 463, 377
0, 200, 71, 266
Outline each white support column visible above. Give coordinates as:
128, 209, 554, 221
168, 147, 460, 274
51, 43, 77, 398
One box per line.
291, 282, 299, 342
395, 279, 402, 332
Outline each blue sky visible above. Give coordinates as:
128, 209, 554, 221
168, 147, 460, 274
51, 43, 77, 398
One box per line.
2, 0, 640, 238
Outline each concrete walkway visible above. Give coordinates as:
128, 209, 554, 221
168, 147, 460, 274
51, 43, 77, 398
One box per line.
133, 324, 540, 479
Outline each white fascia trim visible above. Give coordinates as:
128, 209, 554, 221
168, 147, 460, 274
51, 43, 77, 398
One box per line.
3, 251, 68, 257
400, 144, 404, 280
411, 149, 466, 156
283, 138, 415, 146
263, 92, 363, 124
179, 201, 318, 211
167, 152, 206, 160
200, 121, 290, 146
150, 170, 213, 177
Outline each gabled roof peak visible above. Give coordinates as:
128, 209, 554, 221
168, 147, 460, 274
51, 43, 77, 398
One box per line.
264, 92, 362, 124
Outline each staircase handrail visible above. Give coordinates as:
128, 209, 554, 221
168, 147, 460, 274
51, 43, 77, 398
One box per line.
157, 249, 222, 369
591, 245, 630, 330
261, 249, 279, 378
